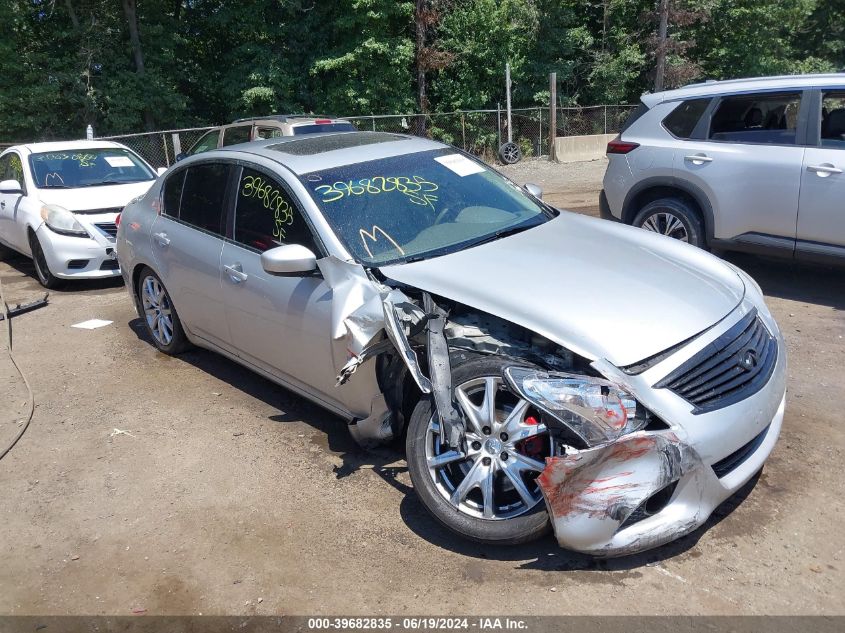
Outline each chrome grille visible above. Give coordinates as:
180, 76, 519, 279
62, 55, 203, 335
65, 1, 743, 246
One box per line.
94, 222, 118, 239
654, 309, 777, 414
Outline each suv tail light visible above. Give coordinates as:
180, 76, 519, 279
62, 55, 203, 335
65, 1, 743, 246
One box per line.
606, 139, 640, 155
314, 119, 332, 124
115, 213, 121, 228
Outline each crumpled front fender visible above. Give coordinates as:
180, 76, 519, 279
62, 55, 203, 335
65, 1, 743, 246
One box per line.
537, 431, 708, 557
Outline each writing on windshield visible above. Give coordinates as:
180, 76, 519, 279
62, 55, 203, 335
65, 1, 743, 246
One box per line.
301, 149, 549, 265
28, 148, 155, 189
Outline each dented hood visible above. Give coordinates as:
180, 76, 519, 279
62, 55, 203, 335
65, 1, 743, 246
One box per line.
380, 213, 745, 367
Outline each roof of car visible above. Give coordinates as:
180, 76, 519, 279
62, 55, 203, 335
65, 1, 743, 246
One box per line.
211, 131, 446, 174
231, 114, 349, 124
13, 140, 126, 154
641, 73, 845, 107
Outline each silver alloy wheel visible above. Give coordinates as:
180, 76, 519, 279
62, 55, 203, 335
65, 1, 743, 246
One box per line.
141, 275, 174, 346
425, 376, 551, 520
640, 211, 689, 242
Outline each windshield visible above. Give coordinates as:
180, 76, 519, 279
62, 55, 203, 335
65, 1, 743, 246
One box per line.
301, 149, 550, 265
28, 148, 155, 189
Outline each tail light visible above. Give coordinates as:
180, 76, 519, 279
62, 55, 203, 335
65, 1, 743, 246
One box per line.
115, 213, 121, 228
606, 139, 640, 155
315, 119, 332, 124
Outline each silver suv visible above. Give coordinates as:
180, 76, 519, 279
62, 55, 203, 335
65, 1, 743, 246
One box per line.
601, 73, 845, 263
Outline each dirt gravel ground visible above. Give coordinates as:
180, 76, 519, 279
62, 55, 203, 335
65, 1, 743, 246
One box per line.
0, 158, 843, 616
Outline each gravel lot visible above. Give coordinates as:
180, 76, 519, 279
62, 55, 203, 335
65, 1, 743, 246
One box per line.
0, 158, 843, 616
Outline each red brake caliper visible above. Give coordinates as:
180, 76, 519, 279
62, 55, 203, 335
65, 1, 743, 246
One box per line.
519, 414, 545, 460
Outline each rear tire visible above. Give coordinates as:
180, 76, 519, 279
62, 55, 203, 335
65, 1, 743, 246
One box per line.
406, 355, 552, 545
28, 232, 64, 289
136, 266, 190, 355
632, 197, 705, 248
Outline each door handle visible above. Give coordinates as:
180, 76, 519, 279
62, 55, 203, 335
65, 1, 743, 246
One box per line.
153, 232, 170, 247
684, 154, 713, 164
0, 201, 5, 209
807, 163, 842, 176
223, 263, 248, 283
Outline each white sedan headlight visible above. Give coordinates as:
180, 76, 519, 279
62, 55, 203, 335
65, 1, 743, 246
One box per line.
40, 204, 88, 237
504, 366, 647, 447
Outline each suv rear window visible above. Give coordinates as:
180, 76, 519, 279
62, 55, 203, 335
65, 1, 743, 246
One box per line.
663, 98, 710, 138
709, 92, 801, 145
292, 122, 356, 135
620, 102, 649, 133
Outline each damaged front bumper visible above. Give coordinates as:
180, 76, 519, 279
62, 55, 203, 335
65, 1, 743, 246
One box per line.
537, 398, 783, 556
535, 300, 787, 557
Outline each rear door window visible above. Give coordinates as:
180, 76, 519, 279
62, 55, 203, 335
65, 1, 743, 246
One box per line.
221, 125, 252, 147
233, 167, 318, 254
162, 170, 186, 217
663, 98, 710, 138
821, 92, 845, 149
177, 163, 230, 235
709, 92, 802, 145
189, 129, 220, 155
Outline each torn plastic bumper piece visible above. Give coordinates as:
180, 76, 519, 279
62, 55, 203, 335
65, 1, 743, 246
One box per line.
537, 431, 709, 557
422, 293, 465, 449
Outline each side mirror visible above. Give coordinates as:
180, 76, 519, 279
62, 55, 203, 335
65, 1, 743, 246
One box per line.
0, 179, 23, 195
524, 183, 543, 200
156, 167, 167, 176
175, 153, 187, 162
260, 244, 317, 275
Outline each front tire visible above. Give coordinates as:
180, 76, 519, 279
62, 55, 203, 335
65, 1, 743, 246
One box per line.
28, 232, 64, 289
632, 197, 705, 248
136, 266, 190, 355
406, 355, 552, 545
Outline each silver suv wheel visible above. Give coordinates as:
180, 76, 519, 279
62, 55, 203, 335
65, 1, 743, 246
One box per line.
641, 212, 689, 242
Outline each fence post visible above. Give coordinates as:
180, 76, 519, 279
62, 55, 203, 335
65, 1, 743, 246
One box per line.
461, 113, 466, 151
604, 105, 608, 135
548, 73, 557, 162
171, 133, 182, 158
538, 107, 542, 156
372, 115, 376, 132
162, 133, 170, 167
497, 103, 501, 151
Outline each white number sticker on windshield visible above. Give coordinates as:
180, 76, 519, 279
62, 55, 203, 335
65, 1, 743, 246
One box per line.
104, 156, 135, 168
434, 154, 485, 177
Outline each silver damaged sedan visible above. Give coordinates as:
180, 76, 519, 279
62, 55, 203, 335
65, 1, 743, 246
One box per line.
116, 132, 787, 557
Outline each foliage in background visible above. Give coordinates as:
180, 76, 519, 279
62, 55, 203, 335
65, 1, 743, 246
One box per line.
0, 0, 841, 140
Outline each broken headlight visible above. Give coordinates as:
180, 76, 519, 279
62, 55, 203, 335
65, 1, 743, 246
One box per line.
503, 366, 647, 447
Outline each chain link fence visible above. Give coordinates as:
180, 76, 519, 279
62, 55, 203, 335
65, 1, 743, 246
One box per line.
95, 126, 214, 169
88, 105, 636, 168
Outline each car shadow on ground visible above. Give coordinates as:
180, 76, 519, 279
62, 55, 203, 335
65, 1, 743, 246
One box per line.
0, 252, 124, 295
395, 470, 761, 571
723, 252, 845, 310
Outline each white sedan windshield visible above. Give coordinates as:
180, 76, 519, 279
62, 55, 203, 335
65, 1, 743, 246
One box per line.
28, 148, 155, 189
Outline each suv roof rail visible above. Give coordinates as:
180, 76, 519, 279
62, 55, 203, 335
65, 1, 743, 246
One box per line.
232, 114, 345, 124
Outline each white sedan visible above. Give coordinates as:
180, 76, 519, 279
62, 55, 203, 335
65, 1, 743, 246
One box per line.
0, 140, 161, 288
